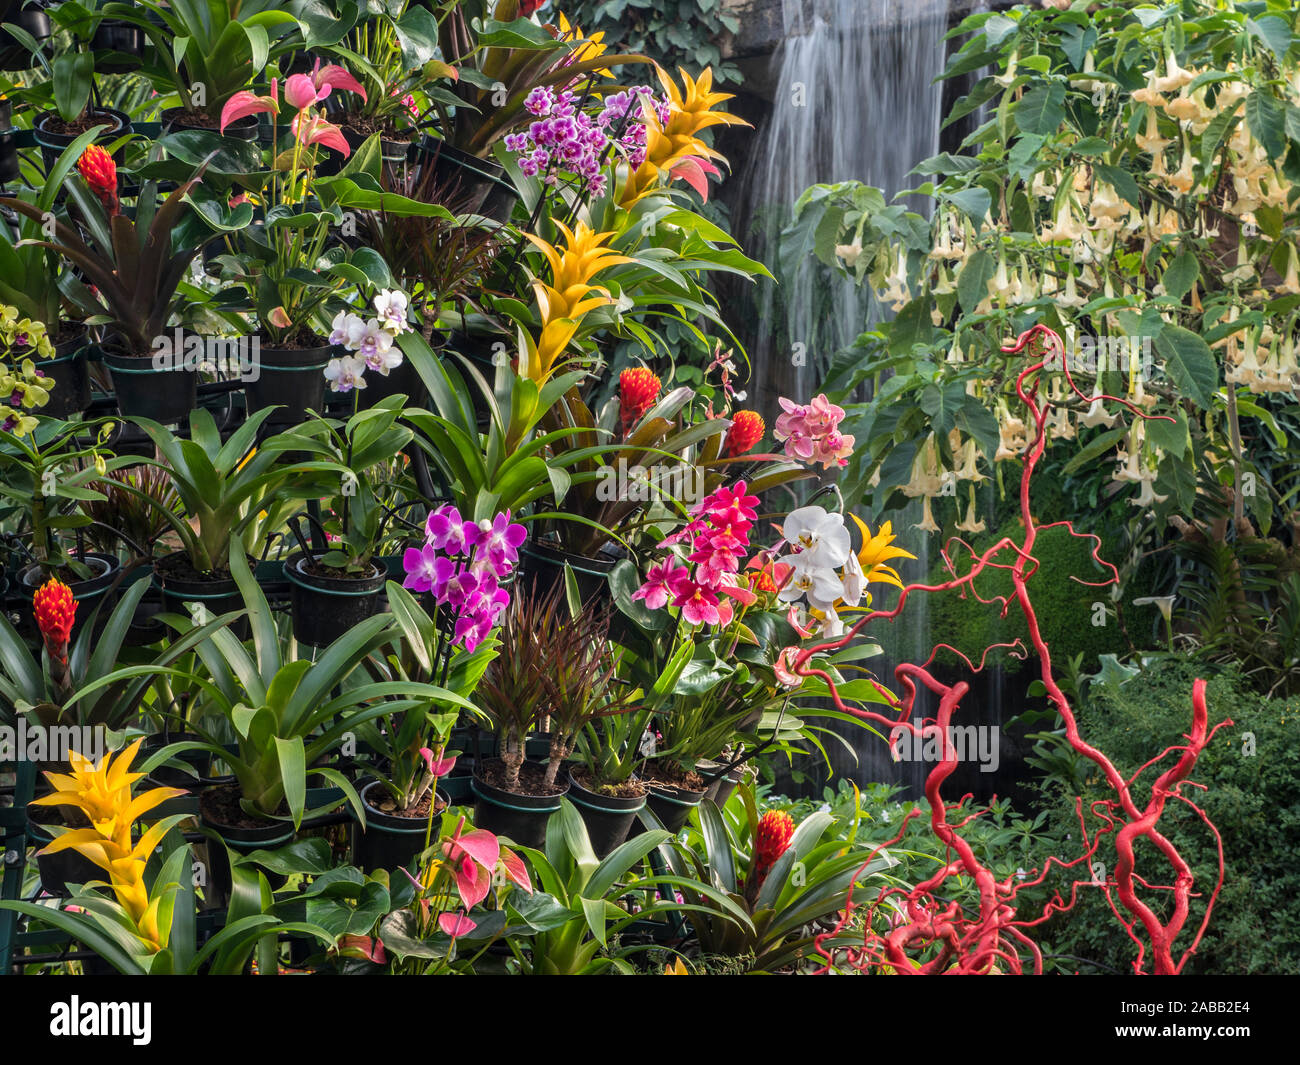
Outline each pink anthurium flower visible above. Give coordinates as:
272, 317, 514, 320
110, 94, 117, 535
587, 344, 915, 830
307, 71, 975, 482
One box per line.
220, 82, 279, 133
292, 112, 351, 156
311, 61, 367, 102
419, 747, 457, 778
339, 934, 386, 964
438, 911, 477, 938
285, 72, 327, 111
499, 848, 533, 894
267, 306, 293, 329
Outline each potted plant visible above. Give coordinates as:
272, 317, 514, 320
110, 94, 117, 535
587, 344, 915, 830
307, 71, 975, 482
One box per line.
179, 549, 458, 888
263, 396, 416, 646
102, 0, 296, 135
7, 2, 134, 167
208, 74, 374, 407
536, 595, 644, 856
0, 133, 105, 417
1, 149, 215, 422
300, 1, 453, 167
124, 406, 299, 621
0, 0, 50, 72
472, 579, 573, 848
0, 414, 125, 620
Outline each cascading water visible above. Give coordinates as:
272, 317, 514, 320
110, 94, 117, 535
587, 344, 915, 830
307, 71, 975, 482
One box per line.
736, 0, 952, 795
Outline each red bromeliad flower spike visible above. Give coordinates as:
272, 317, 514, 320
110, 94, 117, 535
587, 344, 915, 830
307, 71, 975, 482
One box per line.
725, 409, 765, 457
754, 809, 795, 878
33, 577, 76, 693
791, 324, 1231, 976
619, 366, 661, 432
76, 145, 119, 216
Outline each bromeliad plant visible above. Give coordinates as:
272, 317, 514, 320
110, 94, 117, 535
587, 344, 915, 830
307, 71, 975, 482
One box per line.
105, 0, 299, 126
178, 548, 474, 828
127, 406, 298, 577
1, 147, 214, 359
0, 739, 333, 973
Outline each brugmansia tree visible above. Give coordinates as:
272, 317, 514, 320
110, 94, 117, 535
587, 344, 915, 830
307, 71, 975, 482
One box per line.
790, 2, 1300, 554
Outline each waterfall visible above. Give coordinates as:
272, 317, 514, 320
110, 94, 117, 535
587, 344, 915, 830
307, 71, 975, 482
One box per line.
736, 0, 952, 796
741, 0, 950, 413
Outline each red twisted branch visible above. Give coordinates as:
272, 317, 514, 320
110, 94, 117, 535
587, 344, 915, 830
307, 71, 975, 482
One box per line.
803, 324, 1231, 975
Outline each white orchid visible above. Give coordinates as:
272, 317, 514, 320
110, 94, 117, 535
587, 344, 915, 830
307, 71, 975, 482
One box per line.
780, 506, 851, 568
778, 551, 845, 612
329, 310, 364, 348
324, 355, 369, 393
373, 289, 412, 334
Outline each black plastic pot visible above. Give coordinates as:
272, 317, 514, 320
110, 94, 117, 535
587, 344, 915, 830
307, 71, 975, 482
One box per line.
104, 350, 197, 423
417, 139, 518, 222
244, 340, 333, 427
644, 781, 706, 834
567, 769, 646, 858
284, 552, 387, 647
199, 788, 294, 909
17, 552, 120, 639
317, 122, 413, 177
353, 780, 447, 874
711, 765, 746, 807
471, 760, 567, 849
27, 815, 103, 897
519, 539, 616, 605
152, 550, 249, 637
91, 18, 145, 73
141, 730, 210, 788
0, 5, 50, 70
356, 353, 429, 410
160, 107, 260, 142
0, 126, 18, 183
34, 108, 131, 173
38, 330, 92, 418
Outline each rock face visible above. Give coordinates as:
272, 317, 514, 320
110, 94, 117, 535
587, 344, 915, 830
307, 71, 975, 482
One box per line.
719, 0, 1003, 61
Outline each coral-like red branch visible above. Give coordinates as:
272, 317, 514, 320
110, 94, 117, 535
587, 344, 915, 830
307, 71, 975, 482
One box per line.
805, 324, 1231, 975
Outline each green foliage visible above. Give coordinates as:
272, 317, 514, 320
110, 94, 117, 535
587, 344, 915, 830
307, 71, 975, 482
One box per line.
563, 0, 742, 85
1034, 659, 1300, 975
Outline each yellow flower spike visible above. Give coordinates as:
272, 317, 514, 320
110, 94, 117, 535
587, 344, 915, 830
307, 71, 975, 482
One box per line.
850, 515, 917, 589
663, 957, 690, 974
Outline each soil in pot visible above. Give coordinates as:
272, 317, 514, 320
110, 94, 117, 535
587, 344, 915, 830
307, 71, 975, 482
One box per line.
642, 765, 707, 834
152, 551, 251, 639
354, 780, 448, 874
34, 108, 131, 172
471, 759, 568, 850
567, 767, 647, 858
198, 784, 293, 908
160, 107, 260, 141
285, 553, 387, 648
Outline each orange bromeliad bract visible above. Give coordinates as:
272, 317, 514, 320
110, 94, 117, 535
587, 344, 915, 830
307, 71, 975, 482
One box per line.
726, 410, 765, 457
33, 577, 76, 648
76, 145, 119, 214
754, 809, 796, 877
619, 366, 661, 429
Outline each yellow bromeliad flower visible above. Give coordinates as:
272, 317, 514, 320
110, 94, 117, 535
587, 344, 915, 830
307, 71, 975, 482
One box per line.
850, 515, 917, 590
556, 13, 611, 75
30, 738, 186, 951
618, 65, 750, 207
522, 220, 630, 381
